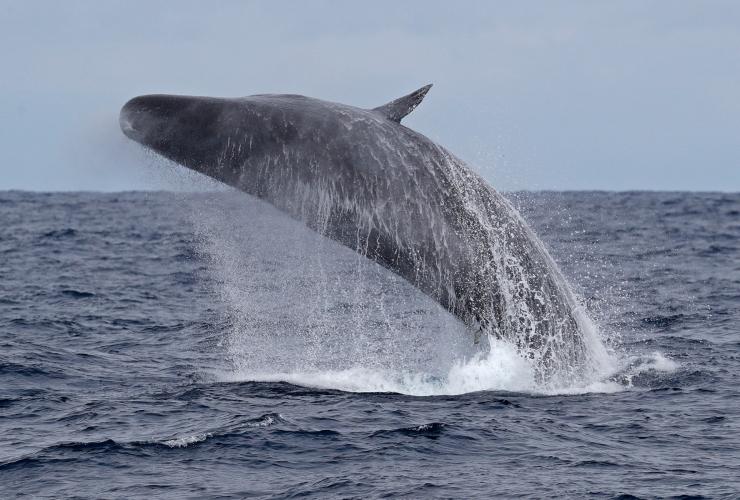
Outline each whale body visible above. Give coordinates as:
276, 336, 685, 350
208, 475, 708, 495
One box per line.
120, 85, 595, 381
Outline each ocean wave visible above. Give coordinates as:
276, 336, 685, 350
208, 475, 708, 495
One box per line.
371, 422, 447, 438
160, 433, 211, 448
0, 413, 288, 467
41, 228, 78, 239
60, 289, 96, 299
158, 413, 285, 447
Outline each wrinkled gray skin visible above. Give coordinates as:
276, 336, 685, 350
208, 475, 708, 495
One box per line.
120, 85, 591, 381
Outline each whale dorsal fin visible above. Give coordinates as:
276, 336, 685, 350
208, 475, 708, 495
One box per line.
372, 84, 432, 123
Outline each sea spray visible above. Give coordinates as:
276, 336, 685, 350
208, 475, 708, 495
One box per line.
185, 190, 625, 394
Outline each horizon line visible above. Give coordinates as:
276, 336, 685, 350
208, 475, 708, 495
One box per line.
2, 188, 738, 195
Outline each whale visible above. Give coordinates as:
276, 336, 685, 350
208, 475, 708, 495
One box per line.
120, 85, 596, 382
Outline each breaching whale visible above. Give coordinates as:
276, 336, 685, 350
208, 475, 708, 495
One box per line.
120, 85, 596, 382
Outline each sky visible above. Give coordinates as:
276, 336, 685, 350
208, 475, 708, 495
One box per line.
0, 0, 738, 192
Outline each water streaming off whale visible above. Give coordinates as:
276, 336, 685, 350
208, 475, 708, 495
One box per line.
185, 186, 617, 395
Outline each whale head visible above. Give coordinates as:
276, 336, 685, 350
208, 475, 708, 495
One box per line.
120, 94, 249, 173
119, 87, 432, 181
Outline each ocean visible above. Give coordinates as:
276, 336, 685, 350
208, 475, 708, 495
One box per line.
1, 190, 738, 498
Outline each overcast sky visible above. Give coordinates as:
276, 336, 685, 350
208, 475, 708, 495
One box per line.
1, 1, 738, 191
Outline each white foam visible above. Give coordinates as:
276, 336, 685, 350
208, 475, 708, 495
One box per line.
219, 337, 634, 396
641, 351, 679, 373
247, 414, 280, 427
160, 433, 211, 448
612, 350, 680, 389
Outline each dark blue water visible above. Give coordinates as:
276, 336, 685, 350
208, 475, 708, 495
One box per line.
1, 190, 738, 498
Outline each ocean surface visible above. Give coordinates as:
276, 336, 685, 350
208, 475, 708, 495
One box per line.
1, 189, 738, 498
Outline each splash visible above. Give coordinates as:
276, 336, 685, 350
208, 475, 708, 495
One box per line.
217, 341, 679, 396
218, 337, 534, 395
217, 334, 643, 396
176, 189, 644, 396
218, 337, 614, 396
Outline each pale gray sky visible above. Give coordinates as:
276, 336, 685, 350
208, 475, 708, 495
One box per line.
1, 0, 738, 191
